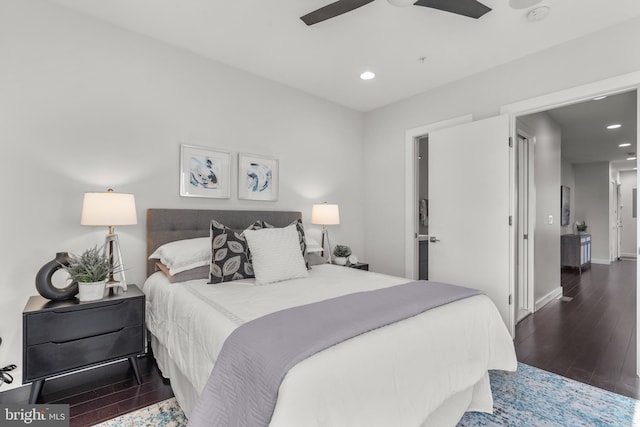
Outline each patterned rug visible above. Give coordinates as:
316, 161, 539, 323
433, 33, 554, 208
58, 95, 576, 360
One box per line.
96, 363, 640, 426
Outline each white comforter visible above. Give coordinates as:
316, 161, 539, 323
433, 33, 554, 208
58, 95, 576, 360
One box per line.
143, 264, 516, 426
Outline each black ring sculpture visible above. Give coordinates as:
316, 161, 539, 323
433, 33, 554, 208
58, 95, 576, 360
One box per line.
35, 252, 79, 300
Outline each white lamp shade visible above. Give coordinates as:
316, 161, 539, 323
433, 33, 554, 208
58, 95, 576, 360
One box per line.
311, 204, 340, 225
81, 191, 138, 226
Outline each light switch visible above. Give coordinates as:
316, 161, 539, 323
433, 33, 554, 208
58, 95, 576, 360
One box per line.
548, 215, 553, 225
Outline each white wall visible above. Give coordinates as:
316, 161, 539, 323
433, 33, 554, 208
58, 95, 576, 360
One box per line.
620, 170, 638, 257
573, 162, 611, 263
561, 157, 576, 235
363, 16, 640, 278
517, 113, 561, 302
0, 0, 365, 385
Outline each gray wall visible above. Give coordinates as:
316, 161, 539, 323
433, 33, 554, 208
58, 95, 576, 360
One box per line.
574, 162, 611, 263
518, 113, 562, 303
363, 16, 640, 277
0, 0, 365, 384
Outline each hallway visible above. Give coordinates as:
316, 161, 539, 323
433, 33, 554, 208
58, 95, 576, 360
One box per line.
515, 260, 638, 399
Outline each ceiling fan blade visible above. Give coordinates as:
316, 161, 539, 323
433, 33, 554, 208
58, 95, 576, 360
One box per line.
301, 0, 376, 25
414, 0, 491, 19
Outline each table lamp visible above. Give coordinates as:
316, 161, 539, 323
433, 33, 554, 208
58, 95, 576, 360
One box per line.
81, 189, 137, 291
311, 203, 340, 264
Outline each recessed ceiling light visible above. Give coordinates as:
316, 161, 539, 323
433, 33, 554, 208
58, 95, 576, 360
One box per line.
607, 124, 622, 129
360, 71, 375, 81
619, 143, 632, 147
627, 157, 637, 161
593, 96, 607, 100
526, 6, 550, 22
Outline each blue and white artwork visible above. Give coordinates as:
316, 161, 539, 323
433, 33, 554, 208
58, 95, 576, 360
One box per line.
238, 154, 278, 201
180, 144, 230, 199
190, 155, 221, 189
246, 162, 272, 193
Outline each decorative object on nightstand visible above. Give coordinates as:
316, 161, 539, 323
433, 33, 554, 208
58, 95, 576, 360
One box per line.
348, 255, 358, 265
333, 245, 352, 266
22, 285, 145, 403
61, 245, 121, 301
348, 262, 369, 271
575, 220, 588, 235
81, 189, 137, 292
35, 252, 78, 301
311, 203, 340, 264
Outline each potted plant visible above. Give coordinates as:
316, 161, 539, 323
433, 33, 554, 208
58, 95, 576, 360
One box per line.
333, 245, 352, 266
575, 221, 588, 235
61, 246, 119, 301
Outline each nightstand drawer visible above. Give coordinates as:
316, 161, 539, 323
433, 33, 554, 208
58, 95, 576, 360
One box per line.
26, 298, 143, 346
25, 325, 144, 381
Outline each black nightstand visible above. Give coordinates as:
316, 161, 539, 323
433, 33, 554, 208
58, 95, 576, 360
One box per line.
22, 285, 145, 403
348, 262, 369, 271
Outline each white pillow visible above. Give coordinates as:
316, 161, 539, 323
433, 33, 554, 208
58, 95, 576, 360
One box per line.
149, 237, 210, 275
244, 224, 308, 285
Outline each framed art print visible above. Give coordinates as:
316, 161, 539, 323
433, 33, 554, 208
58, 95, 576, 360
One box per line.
238, 153, 279, 201
180, 144, 230, 199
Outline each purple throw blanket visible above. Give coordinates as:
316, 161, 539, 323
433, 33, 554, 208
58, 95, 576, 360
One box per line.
188, 280, 480, 427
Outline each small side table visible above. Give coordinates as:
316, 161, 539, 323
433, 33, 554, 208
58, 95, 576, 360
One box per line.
22, 285, 145, 403
347, 262, 369, 271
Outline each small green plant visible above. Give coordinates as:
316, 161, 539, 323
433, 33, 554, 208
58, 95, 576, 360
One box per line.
333, 245, 352, 258
576, 221, 587, 232
61, 246, 119, 283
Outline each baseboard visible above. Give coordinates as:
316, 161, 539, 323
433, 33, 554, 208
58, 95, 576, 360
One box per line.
620, 253, 637, 258
535, 287, 562, 311
592, 259, 611, 265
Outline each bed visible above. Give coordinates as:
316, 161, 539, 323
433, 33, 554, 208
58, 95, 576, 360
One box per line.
143, 208, 517, 427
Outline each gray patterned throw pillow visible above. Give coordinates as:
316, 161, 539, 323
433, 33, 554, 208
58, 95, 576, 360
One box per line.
209, 219, 262, 284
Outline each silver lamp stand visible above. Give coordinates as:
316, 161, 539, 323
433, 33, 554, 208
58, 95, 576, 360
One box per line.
104, 226, 127, 292
320, 224, 333, 264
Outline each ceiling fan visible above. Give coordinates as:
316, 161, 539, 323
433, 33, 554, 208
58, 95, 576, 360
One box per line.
301, 0, 492, 26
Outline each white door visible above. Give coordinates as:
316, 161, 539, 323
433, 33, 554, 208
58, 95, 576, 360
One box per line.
428, 114, 512, 330
517, 136, 534, 322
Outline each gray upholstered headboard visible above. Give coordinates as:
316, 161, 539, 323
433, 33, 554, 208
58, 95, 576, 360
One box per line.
146, 209, 302, 277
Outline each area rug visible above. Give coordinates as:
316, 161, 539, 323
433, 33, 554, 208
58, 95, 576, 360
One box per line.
95, 363, 640, 426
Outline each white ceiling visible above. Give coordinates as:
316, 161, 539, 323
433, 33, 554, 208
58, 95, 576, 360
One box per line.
49, 0, 640, 112
545, 90, 637, 172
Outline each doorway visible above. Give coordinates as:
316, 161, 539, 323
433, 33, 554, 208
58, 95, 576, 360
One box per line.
511, 89, 638, 395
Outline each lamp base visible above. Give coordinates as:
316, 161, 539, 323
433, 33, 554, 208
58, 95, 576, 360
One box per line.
104, 233, 127, 292
320, 227, 333, 265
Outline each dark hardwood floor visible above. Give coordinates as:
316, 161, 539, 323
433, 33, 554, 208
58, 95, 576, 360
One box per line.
0, 353, 173, 426
515, 259, 639, 399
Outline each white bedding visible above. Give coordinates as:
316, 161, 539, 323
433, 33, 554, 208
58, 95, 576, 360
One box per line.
143, 264, 517, 426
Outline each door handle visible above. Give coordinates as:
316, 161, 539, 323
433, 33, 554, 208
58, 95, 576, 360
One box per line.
429, 236, 440, 243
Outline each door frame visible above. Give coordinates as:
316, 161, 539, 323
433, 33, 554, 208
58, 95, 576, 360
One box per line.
515, 127, 536, 322
404, 114, 473, 279
500, 70, 640, 374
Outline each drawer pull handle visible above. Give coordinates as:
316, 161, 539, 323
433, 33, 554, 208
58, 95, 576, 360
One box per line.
51, 300, 126, 314
51, 328, 125, 344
